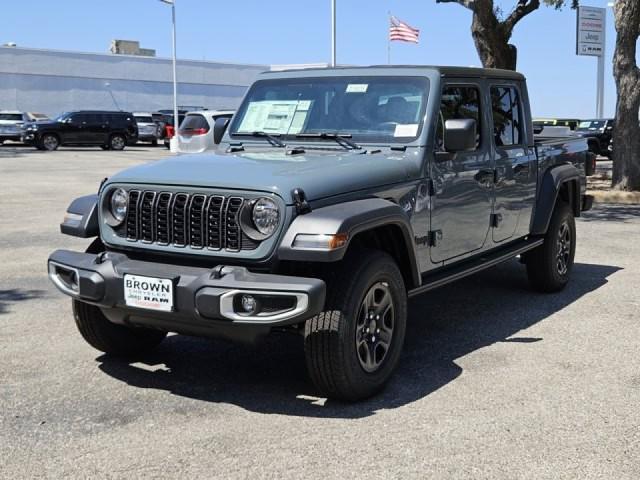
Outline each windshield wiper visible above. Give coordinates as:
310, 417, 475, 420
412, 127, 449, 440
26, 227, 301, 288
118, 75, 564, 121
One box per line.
296, 132, 361, 150
234, 131, 286, 148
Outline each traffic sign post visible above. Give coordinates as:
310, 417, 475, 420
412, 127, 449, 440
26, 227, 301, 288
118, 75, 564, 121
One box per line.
577, 6, 606, 118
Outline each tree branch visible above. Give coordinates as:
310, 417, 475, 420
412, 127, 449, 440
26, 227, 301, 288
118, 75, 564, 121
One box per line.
435, 0, 476, 11
503, 0, 541, 36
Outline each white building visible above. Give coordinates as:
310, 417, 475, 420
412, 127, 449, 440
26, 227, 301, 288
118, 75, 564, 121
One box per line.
0, 46, 269, 116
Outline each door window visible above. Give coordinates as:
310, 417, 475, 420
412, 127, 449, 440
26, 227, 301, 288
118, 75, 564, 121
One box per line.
490, 86, 523, 146
436, 86, 482, 151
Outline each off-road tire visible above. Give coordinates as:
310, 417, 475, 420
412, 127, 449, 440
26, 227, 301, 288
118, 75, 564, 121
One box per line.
72, 300, 166, 356
304, 250, 407, 401
525, 200, 576, 293
109, 134, 126, 151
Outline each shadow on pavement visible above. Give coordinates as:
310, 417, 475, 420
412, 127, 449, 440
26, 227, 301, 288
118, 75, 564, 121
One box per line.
0, 289, 47, 314
580, 204, 640, 223
97, 260, 620, 418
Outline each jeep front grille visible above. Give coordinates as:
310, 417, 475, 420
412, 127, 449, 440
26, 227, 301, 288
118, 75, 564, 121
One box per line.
123, 190, 260, 251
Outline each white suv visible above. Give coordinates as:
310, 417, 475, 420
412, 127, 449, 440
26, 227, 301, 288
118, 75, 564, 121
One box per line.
176, 110, 234, 153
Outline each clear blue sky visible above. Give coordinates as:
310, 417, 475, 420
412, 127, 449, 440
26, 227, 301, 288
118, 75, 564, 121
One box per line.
1, 0, 618, 118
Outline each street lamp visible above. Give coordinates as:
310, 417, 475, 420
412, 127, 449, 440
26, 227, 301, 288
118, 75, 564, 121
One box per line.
159, 0, 179, 152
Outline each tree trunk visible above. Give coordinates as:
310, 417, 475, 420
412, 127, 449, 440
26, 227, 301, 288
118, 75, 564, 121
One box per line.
471, 12, 517, 70
612, 0, 640, 191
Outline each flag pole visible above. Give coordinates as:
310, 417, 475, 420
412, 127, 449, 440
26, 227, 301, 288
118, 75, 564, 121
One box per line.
387, 12, 391, 65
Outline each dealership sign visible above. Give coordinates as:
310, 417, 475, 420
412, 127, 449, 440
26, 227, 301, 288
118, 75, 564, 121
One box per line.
576, 6, 605, 57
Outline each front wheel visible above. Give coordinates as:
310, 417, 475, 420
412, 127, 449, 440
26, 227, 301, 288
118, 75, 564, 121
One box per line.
304, 250, 407, 401
40, 133, 60, 151
73, 300, 166, 356
525, 201, 576, 292
109, 134, 126, 151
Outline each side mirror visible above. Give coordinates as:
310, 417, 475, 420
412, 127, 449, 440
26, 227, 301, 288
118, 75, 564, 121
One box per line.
213, 117, 230, 144
444, 118, 477, 152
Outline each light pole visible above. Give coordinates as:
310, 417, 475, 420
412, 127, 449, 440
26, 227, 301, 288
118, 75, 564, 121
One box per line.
331, 0, 336, 67
160, 0, 179, 152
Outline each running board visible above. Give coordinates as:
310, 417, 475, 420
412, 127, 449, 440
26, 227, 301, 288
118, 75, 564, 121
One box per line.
408, 238, 544, 298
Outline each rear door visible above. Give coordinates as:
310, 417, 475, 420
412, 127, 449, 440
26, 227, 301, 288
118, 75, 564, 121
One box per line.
429, 82, 494, 263
489, 84, 536, 243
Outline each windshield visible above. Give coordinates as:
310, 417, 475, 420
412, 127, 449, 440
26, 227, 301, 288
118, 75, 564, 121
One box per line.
229, 76, 429, 144
135, 116, 154, 124
0, 113, 23, 121
577, 120, 606, 130
55, 112, 71, 122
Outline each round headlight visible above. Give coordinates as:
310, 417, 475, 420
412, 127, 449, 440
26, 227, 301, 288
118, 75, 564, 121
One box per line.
109, 188, 128, 224
252, 197, 280, 237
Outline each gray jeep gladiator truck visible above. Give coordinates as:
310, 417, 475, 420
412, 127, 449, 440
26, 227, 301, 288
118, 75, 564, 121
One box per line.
48, 66, 594, 401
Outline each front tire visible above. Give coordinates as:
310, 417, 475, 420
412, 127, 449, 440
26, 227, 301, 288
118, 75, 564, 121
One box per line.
525, 201, 576, 293
40, 133, 60, 151
304, 250, 407, 401
73, 300, 166, 356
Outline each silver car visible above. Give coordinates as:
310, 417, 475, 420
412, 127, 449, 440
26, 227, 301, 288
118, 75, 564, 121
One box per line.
133, 112, 159, 146
177, 110, 234, 154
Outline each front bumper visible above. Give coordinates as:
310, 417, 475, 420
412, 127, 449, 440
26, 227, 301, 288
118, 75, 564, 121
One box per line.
22, 133, 37, 144
48, 249, 326, 341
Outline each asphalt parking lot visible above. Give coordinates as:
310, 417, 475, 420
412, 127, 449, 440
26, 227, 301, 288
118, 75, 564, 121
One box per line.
1, 146, 638, 479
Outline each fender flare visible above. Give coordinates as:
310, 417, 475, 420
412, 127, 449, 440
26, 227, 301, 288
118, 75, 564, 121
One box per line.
60, 194, 99, 238
531, 164, 581, 235
278, 198, 421, 288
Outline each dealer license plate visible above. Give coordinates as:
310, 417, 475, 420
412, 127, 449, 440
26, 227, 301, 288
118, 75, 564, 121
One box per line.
124, 274, 174, 312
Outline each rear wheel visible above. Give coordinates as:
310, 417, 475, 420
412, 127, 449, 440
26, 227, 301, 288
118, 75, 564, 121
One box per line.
73, 300, 167, 356
41, 133, 60, 151
151, 139, 158, 146
109, 134, 126, 151
304, 250, 407, 401
525, 201, 576, 292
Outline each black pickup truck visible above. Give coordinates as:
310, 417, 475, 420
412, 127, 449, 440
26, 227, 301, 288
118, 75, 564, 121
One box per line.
48, 66, 594, 401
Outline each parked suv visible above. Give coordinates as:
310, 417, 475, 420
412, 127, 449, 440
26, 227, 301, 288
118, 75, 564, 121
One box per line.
23, 111, 138, 151
176, 110, 234, 153
0, 111, 29, 144
49, 66, 594, 401
133, 112, 159, 146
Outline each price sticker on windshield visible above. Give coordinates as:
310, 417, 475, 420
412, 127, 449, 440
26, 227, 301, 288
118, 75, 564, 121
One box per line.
346, 84, 368, 93
394, 124, 419, 138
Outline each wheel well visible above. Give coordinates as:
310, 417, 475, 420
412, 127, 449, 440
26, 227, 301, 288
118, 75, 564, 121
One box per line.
558, 180, 580, 217
348, 224, 417, 289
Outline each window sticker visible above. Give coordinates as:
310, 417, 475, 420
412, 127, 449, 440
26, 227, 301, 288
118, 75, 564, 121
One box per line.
237, 100, 312, 134
394, 124, 419, 137
346, 84, 369, 93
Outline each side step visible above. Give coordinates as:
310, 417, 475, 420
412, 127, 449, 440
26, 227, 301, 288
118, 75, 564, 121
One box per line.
408, 238, 544, 298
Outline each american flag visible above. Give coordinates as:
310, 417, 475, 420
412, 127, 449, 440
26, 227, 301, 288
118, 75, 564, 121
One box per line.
389, 16, 420, 44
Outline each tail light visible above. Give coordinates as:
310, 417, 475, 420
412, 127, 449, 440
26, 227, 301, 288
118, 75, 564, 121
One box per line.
180, 128, 209, 136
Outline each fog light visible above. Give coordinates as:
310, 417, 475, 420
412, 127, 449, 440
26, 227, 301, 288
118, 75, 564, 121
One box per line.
241, 294, 258, 314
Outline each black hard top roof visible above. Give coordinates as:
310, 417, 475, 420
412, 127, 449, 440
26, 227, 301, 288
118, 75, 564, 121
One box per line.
267, 65, 525, 81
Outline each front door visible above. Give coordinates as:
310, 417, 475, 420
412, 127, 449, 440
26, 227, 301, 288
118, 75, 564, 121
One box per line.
429, 83, 494, 264
489, 84, 536, 243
